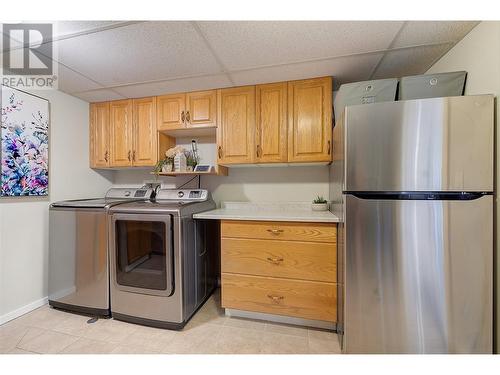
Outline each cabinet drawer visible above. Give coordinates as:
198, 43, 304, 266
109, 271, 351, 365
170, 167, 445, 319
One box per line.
221, 238, 336, 282
222, 273, 337, 322
221, 220, 336, 243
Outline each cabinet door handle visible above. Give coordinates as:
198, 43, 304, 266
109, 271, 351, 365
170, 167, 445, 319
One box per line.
327, 140, 331, 155
218, 146, 223, 159
266, 256, 284, 265
266, 229, 284, 235
104, 151, 108, 162
186, 110, 190, 123
181, 110, 185, 124
128, 150, 131, 162
132, 150, 136, 162
267, 294, 284, 304
256, 144, 262, 158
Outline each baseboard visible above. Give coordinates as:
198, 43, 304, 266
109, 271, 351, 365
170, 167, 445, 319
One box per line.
225, 308, 337, 330
0, 296, 48, 325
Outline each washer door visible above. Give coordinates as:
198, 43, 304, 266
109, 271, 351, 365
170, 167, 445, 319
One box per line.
110, 213, 174, 297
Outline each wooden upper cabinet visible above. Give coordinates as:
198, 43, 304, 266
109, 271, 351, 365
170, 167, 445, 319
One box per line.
217, 86, 256, 164
110, 99, 133, 167
287, 77, 333, 163
90, 102, 110, 168
185, 90, 217, 128
133, 97, 157, 166
256, 82, 287, 163
157, 93, 186, 130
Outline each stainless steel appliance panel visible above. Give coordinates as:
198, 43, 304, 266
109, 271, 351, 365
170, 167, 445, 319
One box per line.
110, 215, 184, 324
49, 208, 109, 311
110, 213, 174, 297
344, 195, 493, 353
345, 95, 494, 192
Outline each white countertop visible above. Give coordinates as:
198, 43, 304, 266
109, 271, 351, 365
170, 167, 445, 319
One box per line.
193, 202, 340, 223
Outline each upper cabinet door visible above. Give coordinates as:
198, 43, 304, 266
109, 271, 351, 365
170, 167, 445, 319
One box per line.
157, 93, 186, 130
185, 90, 217, 128
256, 82, 288, 163
217, 86, 256, 164
90, 102, 110, 168
110, 99, 133, 167
288, 77, 333, 163
133, 97, 157, 167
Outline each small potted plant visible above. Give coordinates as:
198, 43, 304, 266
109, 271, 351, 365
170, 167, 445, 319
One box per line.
185, 151, 199, 172
153, 158, 167, 175
312, 196, 329, 211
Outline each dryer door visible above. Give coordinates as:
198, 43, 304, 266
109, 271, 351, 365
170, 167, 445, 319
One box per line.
110, 213, 174, 297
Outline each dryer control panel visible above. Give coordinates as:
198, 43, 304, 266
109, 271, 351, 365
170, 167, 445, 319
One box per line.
156, 189, 209, 202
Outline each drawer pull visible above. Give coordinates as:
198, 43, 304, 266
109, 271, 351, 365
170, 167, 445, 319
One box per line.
267, 294, 284, 304
266, 256, 284, 265
266, 229, 284, 235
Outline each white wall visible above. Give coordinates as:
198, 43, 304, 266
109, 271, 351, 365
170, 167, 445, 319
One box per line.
427, 21, 500, 352
113, 166, 330, 205
0, 89, 114, 322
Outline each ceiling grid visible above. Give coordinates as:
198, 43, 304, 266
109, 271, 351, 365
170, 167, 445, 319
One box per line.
0, 21, 479, 101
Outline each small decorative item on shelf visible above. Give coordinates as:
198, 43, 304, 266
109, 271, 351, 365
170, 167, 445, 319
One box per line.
312, 196, 329, 211
162, 163, 173, 173
174, 152, 187, 172
185, 150, 199, 172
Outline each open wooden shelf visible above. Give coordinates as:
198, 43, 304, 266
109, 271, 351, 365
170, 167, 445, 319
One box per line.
158, 126, 216, 138
152, 166, 228, 177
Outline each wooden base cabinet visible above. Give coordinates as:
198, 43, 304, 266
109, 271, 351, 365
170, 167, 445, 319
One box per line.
222, 274, 337, 322
221, 220, 337, 323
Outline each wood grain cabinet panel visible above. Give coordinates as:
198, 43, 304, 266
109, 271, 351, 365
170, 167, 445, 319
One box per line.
157, 93, 186, 130
90, 102, 110, 168
222, 273, 337, 322
221, 238, 336, 282
221, 220, 336, 243
110, 99, 133, 167
288, 77, 333, 162
255, 82, 288, 163
133, 97, 157, 166
217, 86, 255, 164
186, 90, 217, 128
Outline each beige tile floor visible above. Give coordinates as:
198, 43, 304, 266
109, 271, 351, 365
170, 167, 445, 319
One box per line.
0, 289, 341, 354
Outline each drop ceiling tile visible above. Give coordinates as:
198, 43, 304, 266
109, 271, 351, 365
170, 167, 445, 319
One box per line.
52, 21, 223, 86
72, 89, 126, 102
230, 53, 384, 88
56, 64, 103, 94
197, 21, 403, 70
112, 74, 233, 97
372, 44, 453, 79
392, 21, 478, 48
53, 21, 129, 37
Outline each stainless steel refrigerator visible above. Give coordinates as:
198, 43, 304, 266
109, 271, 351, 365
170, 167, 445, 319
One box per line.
330, 95, 494, 354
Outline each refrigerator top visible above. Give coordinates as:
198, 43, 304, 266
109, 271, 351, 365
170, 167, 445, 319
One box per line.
343, 95, 494, 193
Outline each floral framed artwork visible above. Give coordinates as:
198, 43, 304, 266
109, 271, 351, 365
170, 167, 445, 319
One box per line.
1, 85, 49, 196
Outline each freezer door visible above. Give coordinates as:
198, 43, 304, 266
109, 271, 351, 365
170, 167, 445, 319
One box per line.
344, 195, 493, 353
345, 95, 494, 192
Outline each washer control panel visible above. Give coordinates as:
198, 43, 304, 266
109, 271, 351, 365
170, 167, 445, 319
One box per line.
156, 189, 209, 202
